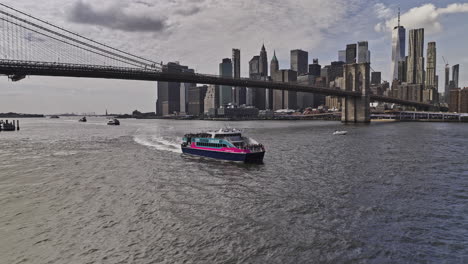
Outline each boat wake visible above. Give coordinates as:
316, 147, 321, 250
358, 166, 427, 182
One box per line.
133, 134, 182, 153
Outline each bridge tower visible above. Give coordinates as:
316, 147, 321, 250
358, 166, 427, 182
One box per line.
341, 63, 370, 123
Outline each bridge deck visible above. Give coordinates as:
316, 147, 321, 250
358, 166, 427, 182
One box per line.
0, 59, 435, 109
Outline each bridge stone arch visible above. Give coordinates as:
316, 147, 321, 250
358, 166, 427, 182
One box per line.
357, 72, 363, 92
341, 63, 370, 123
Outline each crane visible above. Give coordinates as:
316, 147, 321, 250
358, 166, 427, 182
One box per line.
442, 56, 449, 68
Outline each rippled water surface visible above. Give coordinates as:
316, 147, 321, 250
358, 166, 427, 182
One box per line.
0, 118, 467, 263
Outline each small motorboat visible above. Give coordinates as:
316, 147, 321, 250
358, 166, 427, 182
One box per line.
49, 115, 60, 118
333, 130, 347, 135
78, 116, 87, 122
107, 118, 120, 125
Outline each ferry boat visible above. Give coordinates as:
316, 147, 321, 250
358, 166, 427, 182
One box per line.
181, 128, 265, 163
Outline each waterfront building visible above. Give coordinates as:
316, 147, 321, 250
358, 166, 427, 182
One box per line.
156, 62, 193, 116
204, 84, 219, 114
338, 50, 346, 63
357, 41, 370, 63
188, 85, 208, 116
407, 28, 424, 84
390, 83, 423, 102
291, 49, 308, 109
291, 49, 308, 75
371, 72, 381, 85
449, 88, 468, 113
422, 87, 439, 104
452, 64, 459, 88
219, 58, 233, 106
217, 107, 260, 119
426, 42, 436, 88
391, 10, 406, 80
180, 80, 196, 115
346, 44, 357, 64
272, 69, 297, 110
370, 81, 390, 96
326, 77, 344, 110
297, 73, 316, 108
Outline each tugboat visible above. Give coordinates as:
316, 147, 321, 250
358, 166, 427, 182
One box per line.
107, 118, 120, 125
181, 128, 265, 163
78, 116, 87, 122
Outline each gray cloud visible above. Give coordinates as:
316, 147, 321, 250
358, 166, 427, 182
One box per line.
67, 0, 166, 32
174, 6, 201, 16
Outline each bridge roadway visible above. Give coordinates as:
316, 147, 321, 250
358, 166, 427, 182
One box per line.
0, 59, 434, 109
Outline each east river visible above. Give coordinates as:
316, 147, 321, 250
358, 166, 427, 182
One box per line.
0, 118, 467, 263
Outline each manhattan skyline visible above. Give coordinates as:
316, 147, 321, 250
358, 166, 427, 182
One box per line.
0, 0, 468, 114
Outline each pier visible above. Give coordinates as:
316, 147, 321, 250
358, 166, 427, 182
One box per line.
0, 120, 20, 131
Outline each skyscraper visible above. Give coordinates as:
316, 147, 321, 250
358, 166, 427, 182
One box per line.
247, 55, 260, 106
204, 84, 219, 114
426, 42, 436, 87
232, 48, 245, 106
346, 44, 357, 64
445, 65, 450, 103
357, 41, 370, 63
398, 58, 407, 82
407, 28, 424, 84
452, 64, 459, 88
219, 58, 233, 106
156, 62, 193, 116
338, 50, 346, 63
269, 50, 279, 110
290, 49, 308, 75
391, 9, 406, 80
270, 50, 279, 76
188, 85, 208, 116
271, 69, 297, 110
250, 44, 268, 110
259, 44, 268, 77
308, 59, 321, 76
371, 72, 381, 85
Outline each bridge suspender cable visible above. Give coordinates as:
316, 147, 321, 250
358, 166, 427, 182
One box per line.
0, 10, 149, 68
0, 3, 160, 67
0, 18, 143, 68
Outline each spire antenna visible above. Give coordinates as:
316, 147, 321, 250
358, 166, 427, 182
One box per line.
398, 7, 400, 27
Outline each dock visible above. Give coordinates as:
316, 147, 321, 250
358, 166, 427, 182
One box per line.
0, 120, 20, 131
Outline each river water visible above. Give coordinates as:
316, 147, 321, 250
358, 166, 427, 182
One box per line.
0, 118, 467, 263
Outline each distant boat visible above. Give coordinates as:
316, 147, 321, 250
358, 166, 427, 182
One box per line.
78, 116, 87, 122
49, 115, 60, 118
333, 130, 347, 135
107, 118, 120, 125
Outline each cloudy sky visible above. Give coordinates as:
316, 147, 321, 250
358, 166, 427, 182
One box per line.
1, 0, 467, 114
